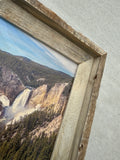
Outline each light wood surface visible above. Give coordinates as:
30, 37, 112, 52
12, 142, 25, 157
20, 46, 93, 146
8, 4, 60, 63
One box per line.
0, 0, 91, 64
0, 0, 107, 159
51, 58, 93, 160
12, 0, 107, 57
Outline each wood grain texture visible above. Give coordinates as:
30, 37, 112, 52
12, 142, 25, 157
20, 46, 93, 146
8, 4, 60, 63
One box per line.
12, 0, 107, 57
0, 1, 107, 160
0, 0, 91, 64
51, 58, 94, 160
78, 54, 107, 160
71, 57, 100, 160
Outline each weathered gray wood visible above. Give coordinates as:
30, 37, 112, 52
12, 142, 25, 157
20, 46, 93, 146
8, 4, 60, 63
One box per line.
0, 0, 91, 64
12, 0, 107, 57
51, 58, 94, 160
78, 54, 107, 160
0, 1, 107, 160
71, 57, 100, 160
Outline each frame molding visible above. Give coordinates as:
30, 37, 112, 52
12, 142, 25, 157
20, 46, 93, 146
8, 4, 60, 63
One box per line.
12, 0, 106, 57
0, 0, 107, 160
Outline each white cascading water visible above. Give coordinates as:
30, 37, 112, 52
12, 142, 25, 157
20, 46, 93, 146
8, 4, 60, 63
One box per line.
5, 87, 42, 127
4, 88, 35, 126
1, 88, 42, 127
12, 88, 31, 113
0, 95, 10, 107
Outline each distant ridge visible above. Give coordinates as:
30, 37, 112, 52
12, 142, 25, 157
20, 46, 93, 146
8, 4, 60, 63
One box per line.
0, 50, 73, 88
16, 56, 32, 63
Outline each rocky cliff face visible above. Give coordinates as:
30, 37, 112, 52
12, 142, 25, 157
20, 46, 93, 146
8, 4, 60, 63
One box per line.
0, 66, 25, 104
28, 84, 47, 109
0, 50, 74, 159
0, 65, 72, 140
28, 83, 69, 113
0, 65, 72, 138
27, 82, 71, 138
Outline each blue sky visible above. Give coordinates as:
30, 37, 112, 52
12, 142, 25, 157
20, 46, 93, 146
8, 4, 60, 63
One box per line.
0, 18, 77, 76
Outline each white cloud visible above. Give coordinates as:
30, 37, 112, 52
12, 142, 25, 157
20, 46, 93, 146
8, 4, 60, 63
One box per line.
30, 37, 77, 76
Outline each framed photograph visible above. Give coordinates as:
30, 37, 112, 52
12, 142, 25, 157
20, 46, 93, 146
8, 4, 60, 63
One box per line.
0, 0, 107, 160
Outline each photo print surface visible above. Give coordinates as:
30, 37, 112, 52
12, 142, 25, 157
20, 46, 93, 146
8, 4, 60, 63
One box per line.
0, 18, 77, 160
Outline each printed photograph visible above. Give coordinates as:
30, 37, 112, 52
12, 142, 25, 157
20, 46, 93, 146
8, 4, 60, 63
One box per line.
0, 18, 77, 160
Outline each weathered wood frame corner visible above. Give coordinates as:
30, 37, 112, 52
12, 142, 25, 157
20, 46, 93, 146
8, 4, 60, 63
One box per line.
0, 0, 107, 160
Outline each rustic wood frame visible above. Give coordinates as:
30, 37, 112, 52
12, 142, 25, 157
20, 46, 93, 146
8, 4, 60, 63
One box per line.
0, 0, 107, 160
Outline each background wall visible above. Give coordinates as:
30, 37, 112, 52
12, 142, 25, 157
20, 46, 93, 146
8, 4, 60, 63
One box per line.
38, 0, 120, 159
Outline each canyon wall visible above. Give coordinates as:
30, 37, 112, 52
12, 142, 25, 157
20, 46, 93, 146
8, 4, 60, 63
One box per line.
0, 66, 25, 105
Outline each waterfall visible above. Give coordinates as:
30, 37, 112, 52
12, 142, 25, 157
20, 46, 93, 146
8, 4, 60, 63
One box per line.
2, 88, 38, 126
0, 95, 10, 107
12, 88, 32, 113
